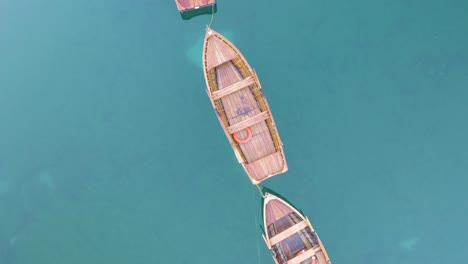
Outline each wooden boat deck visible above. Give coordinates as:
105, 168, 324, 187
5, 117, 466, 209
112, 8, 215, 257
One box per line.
263, 192, 332, 264
215, 62, 276, 163
175, 0, 215, 12
203, 28, 288, 184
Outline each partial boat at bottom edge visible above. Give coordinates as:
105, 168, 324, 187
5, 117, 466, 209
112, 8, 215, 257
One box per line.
263, 192, 331, 264
202, 28, 288, 185
175, 0, 215, 12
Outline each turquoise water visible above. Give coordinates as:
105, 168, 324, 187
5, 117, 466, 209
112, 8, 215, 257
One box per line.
1, 0, 467, 263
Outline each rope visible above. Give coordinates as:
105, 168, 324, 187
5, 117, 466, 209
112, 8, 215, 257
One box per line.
256, 184, 265, 198
251, 185, 262, 264
207, 4, 215, 29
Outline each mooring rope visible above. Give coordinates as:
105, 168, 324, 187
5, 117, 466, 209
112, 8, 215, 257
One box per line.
256, 184, 265, 198
251, 185, 263, 264
207, 4, 215, 29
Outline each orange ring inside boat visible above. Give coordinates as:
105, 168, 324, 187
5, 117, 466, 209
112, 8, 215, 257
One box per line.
295, 250, 316, 264
296, 249, 306, 256
233, 127, 252, 144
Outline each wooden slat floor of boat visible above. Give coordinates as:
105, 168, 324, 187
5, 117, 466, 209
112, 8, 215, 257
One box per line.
227, 111, 269, 134
245, 151, 285, 182
215, 61, 276, 165
206, 34, 238, 70
265, 199, 295, 226
212, 76, 254, 100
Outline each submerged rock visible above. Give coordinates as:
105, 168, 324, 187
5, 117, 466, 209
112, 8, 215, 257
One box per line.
399, 237, 420, 250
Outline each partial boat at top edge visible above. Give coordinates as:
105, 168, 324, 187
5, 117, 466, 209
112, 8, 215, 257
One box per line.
202, 28, 288, 185
175, 0, 215, 12
262, 192, 332, 264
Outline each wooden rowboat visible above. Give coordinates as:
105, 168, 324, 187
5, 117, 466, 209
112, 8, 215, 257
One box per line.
175, 0, 215, 12
262, 192, 331, 264
202, 28, 288, 184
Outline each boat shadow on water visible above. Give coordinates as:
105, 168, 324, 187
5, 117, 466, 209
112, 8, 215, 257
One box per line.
180, 4, 217, 20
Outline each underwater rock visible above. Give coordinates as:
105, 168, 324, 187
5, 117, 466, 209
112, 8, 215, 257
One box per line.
0, 236, 19, 264
38, 170, 55, 193
0, 179, 9, 196
399, 237, 420, 250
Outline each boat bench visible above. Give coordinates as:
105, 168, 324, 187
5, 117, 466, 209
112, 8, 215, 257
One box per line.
227, 111, 269, 134
212, 76, 254, 100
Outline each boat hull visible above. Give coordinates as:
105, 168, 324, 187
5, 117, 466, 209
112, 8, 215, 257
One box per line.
175, 0, 216, 12
262, 192, 332, 264
202, 28, 288, 184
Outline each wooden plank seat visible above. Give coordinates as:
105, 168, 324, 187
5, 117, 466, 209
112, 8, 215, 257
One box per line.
227, 111, 269, 134
212, 76, 254, 100
269, 221, 309, 245
288, 247, 322, 264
